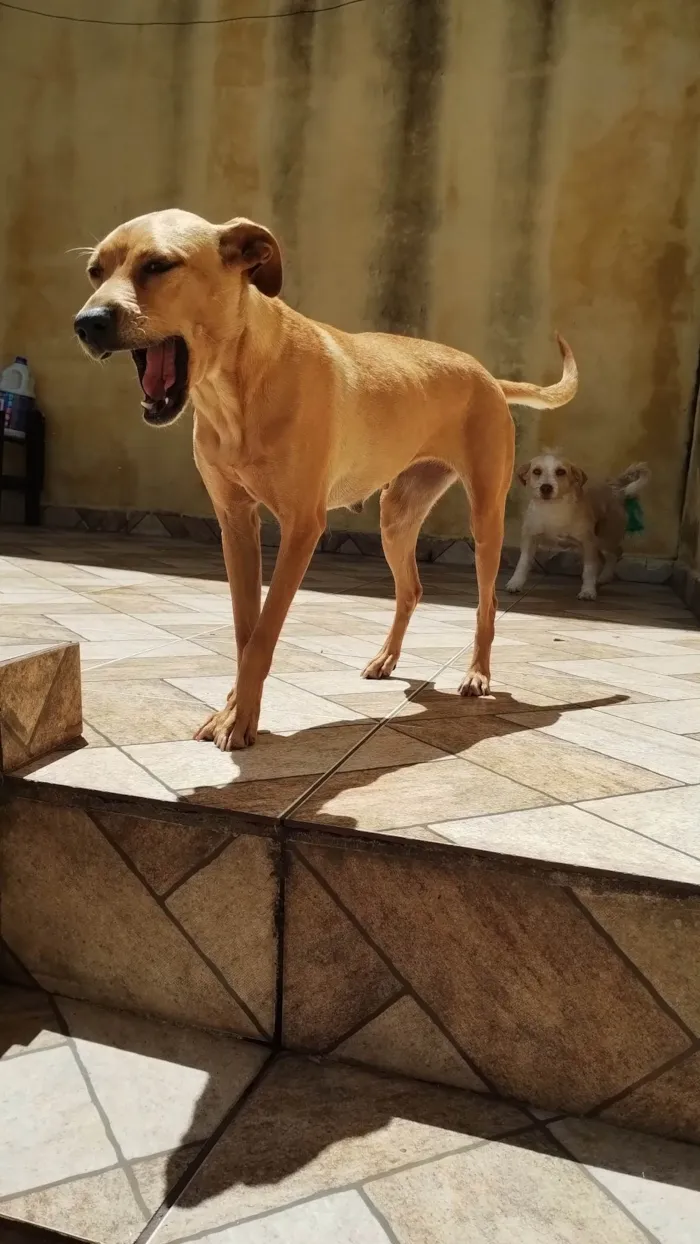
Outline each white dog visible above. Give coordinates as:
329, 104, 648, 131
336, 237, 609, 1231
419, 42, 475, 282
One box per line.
506, 451, 650, 600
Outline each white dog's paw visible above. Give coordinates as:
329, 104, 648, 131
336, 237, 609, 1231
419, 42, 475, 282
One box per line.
578, 586, 597, 601
505, 578, 524, 594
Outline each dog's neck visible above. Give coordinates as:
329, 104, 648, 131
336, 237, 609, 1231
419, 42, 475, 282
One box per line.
189, 286, 290, 461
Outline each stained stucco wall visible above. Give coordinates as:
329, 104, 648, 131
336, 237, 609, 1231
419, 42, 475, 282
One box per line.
679, 386, 700, 571
1, 0, 699, 556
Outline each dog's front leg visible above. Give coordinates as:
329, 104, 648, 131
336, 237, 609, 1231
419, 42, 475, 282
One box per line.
194, 488, 261, 744
208, 509, 326, 750
579, 534, 599, 600
505, 533, 537, 593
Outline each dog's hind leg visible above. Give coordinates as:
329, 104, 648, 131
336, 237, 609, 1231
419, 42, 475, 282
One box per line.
362, 460, 456, 679
597, 546, 620, 586
456, 390, 514, 697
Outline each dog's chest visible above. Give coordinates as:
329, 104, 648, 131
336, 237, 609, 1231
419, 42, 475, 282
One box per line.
531, 497, 585, 542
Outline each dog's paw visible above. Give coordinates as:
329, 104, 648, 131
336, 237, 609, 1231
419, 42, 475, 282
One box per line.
459, 670, 491, 697
362, 648, 399, 679
194, 692, 260, 750
578, 586, 597, 601
505, 577, 524, 594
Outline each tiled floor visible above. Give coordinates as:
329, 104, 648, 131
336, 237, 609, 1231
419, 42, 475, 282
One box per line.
3, 528, 700, 882
2, 985, 700, 1244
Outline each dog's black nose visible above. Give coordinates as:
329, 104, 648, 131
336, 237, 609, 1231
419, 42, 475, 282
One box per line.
74, 306, 118, 350
539, 483, 553, 497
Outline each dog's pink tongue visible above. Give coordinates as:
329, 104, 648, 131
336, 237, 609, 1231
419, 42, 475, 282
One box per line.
142, 341, 176, 399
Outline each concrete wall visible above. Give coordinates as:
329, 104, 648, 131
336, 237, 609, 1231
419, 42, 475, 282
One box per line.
679, 385, 700, 571
1, 0, 699, 556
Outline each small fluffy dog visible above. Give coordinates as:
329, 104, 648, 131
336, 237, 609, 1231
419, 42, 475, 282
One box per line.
506, 451, 650, 600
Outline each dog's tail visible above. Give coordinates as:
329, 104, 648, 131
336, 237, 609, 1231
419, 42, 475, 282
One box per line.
612, 462, 651, 497
498, 334, 578, 410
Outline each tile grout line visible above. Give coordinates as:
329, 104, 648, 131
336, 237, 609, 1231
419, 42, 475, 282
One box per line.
289, 845, 495, 1092
161, 1125, 541, 1244
0, 1141, 195, 1205
511, 690, 700, 750
384, 718, 700, 871
566, 888, 699, 1042
159, 833, 240, 902
134, 1052, 279, 1244
318, 987, 407, 1057
356, 1186, 402, 1243
46, 995, 152, 1222
277, 574, 549, 822
542, 1124, 662, 1244
585, 1039, 700, 1119
85, 810, 270, 1042
272, 829, 287, 1050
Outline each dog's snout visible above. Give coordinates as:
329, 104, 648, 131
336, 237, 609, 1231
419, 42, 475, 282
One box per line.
539, 483, 554, 498
74, 305, 118, 350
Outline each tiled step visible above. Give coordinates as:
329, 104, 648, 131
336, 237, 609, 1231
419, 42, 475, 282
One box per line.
0, 645, 82, 774
2, 989, 699, 1244
2, 779, 700, 1150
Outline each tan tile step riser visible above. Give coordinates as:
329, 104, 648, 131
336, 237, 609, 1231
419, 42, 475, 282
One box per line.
2, 787, 699, 1147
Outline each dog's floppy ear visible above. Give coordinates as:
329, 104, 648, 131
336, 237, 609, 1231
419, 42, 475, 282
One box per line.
218, 218, 283, 297
516, 462, 530, 485
571, 465, 588, 488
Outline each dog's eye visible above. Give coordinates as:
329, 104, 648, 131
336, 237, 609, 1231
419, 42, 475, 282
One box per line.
555, 467, 566, 477
532, 468, 542, 476
141, 258, 181, 277
87, 264, 103, 282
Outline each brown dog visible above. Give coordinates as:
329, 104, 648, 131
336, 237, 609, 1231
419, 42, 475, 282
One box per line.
74, 209, 577, 750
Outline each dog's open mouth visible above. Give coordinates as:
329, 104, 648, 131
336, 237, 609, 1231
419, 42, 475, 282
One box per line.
132, 337, 189, 426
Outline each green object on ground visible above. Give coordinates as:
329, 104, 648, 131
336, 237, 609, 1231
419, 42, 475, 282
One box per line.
624, 496, 644, 534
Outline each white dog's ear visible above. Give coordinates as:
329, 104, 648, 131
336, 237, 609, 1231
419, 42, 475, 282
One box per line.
218, 218, 283, 297
516, 462, 530, 485
571, 465, 588, 488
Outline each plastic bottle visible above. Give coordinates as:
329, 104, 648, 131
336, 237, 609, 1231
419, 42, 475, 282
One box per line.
0, 356, 35, 440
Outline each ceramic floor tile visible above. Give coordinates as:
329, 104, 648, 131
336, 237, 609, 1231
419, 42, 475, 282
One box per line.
186, 1191, 392, 1243
429, 805, 700, 883
126, 726, 441, 797
470, 664, 660, 707
550, 1118, 700, 1244
58, 999, 269, 1161
289, 755, 550, 833
17, 746, 176, 800
0, 1043, 118, 1196
563, 629, 700, 657
82, 680, 210, 745
82, 654, 235, 682
280, 637, 439, 676
503, 708, 700, 783
612, 654, 700, 675
43, 614, 174, 642
274, 669, 437, 699
166, 675, 369, 731
2, 798, 264, 1035
536, 659, 700, 700
294, 841, 690, 1112
394, 715, 679, 802
599, 697, 700, 733
0, 1166, 147, 1244
155, 1056, 530, 1241
333, 994, 486, 1091
576, 786, 700, 860
366, 1132, 652, 1243
0, 643, 54, 661
0, 617, 79, 641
